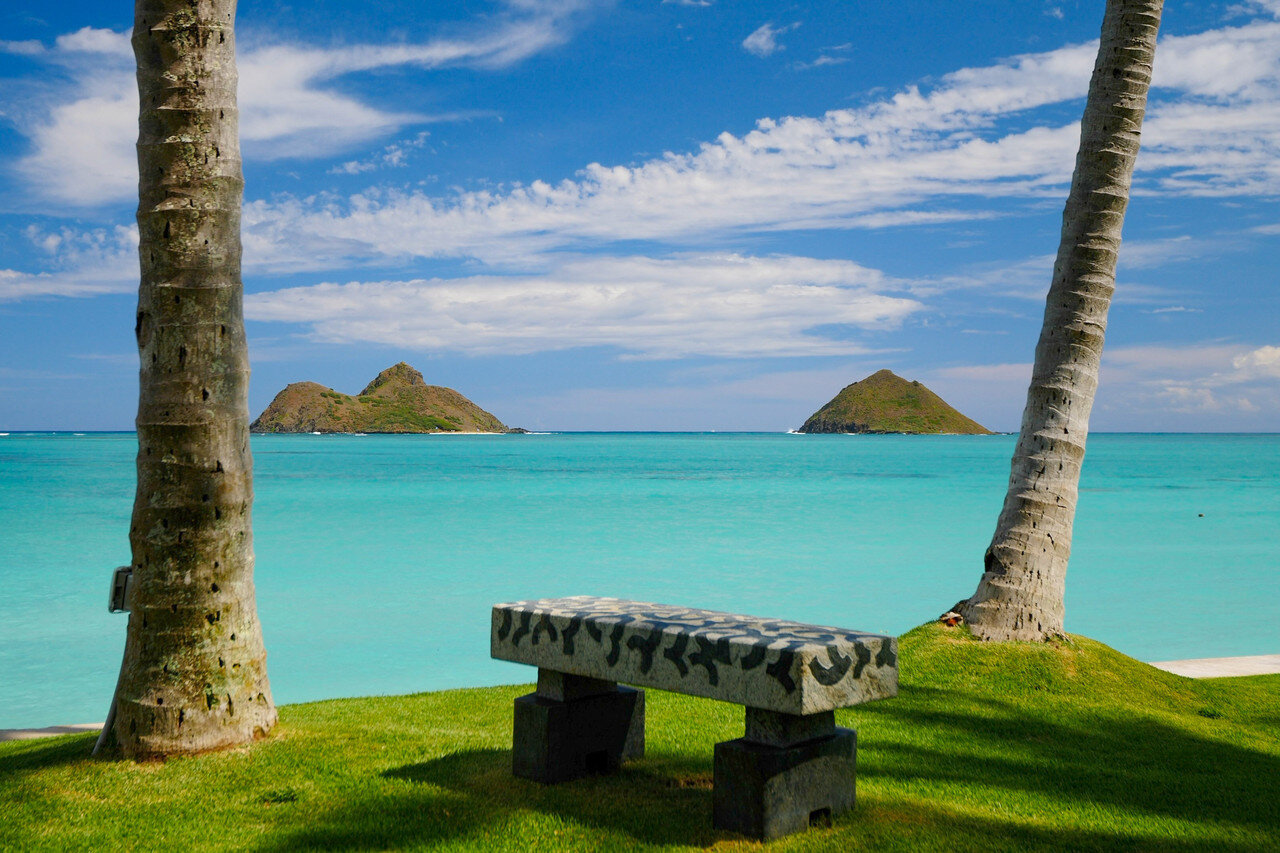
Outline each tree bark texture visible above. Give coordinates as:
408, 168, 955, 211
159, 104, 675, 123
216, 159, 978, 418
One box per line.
99, 0, 276, 758
961, 0, 1163, 642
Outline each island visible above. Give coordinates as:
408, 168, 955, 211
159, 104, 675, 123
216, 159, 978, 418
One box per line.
251, 362, 508, 434
798, 369, 993, 434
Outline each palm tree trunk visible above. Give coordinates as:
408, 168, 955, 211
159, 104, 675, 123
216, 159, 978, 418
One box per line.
96, 0, 276, 758
959, 0, 1163, 642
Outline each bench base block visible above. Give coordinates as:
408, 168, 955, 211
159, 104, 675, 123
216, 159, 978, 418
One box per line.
712, 727, 856, 840
512, 686, 645, 784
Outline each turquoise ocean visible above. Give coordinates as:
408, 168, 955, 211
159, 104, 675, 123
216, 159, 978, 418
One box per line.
1, 432, 1277, 729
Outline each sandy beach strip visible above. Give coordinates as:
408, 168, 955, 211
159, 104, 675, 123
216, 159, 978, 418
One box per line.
0, 723, 102, 742
6, 654, 1279, 742
1148, 654, 1280, 679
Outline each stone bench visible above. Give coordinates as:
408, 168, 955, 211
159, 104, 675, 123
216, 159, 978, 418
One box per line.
490, 595, 898, 839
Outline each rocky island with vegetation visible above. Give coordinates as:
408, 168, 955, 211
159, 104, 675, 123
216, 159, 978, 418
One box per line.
799, 369, 994, 435
251, 363, 508, 434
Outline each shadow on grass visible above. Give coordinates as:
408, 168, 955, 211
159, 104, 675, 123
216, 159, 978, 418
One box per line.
258, 688, 1279, 852
0, 732, 96, 776
856, 685, 1280, 841
258, 747, 721, 850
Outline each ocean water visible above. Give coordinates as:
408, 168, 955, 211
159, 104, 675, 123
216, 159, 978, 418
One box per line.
0, 431, 1276, 729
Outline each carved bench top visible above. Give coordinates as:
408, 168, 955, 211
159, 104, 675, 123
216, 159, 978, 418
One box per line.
491, 596, 897, 715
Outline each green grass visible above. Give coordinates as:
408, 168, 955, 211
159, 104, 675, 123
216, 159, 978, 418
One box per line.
3, 625, 1277, 851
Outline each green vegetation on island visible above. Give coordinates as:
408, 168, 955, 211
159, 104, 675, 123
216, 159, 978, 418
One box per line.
4, 625, 1277, 851
251, 363, 508, 434
799, 369, 994, 435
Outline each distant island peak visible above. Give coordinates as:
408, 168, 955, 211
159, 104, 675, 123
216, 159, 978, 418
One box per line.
798, 369, 993, 435
251, 362, 508, 434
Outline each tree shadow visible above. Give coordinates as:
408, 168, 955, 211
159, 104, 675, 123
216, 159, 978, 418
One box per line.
258, 747, 723, 850
0, 731, 97, 777
856, 685, 1280, 838
258, 694, 1280, 852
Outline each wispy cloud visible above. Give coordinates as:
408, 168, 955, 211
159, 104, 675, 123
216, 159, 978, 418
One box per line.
328, 132, 437, 175
224, 15, 1280, 272
1145, 305, 1203, 315
246, 253, 920, 358
794, 42, 853, 71
793, 54, 849, 71
2, 2, 595, 206
742, 22, 800, 58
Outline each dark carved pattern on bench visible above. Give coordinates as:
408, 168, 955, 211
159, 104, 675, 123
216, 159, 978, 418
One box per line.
494, 597, 896, 699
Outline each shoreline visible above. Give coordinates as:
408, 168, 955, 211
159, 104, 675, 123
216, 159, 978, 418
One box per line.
7, 653, 1279, 743
1148, 654, 1280, 679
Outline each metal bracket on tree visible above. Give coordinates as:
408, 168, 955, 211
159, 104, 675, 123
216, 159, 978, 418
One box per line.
108, 566, 133, 614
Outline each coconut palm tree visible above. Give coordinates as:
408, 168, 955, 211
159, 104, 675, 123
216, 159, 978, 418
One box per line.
95, 0, 276, 757
958, 0, 1164, 642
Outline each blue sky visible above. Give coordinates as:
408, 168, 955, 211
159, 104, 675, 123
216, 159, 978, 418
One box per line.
1, 0, 1277, 431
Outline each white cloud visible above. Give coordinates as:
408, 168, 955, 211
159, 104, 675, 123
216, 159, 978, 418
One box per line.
0, 39, 47, 57
742, 22, 799, 58
0, 223, 137, 302
1230, 344, 1280, 379
0, 268, 132, 301
9, 9, 1280, 231
245, 253, 920, 358
1101, 342, 1280, 414
794, 54, 850, 70
53, 27, 131, 56
929, 340, 1280, 427
5, 3, 592, 205
1145, 305, 1202, 315
223, 14, 1280, 271
329, 132, 434, 175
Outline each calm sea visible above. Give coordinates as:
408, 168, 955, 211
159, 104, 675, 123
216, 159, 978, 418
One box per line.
1, 432, 1276, 729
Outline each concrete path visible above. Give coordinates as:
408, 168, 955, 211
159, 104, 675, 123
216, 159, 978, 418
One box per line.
5, 655, 1279, 743
1149, 654, 1280, 679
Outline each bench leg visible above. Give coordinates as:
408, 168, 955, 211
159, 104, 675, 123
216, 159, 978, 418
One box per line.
511, 670, 644, 784
713, 708, 855, 840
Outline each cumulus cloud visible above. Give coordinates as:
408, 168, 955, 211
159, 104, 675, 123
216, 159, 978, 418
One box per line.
1101, 342, 1280, 414
742, 22, 799, 58
931, 340, 1280, 425
1229, 344, 1280, 379
0, 224, 137, 301
245, 253, 920, 358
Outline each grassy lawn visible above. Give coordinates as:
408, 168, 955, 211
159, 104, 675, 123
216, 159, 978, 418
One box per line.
2, 624, 1277, 851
